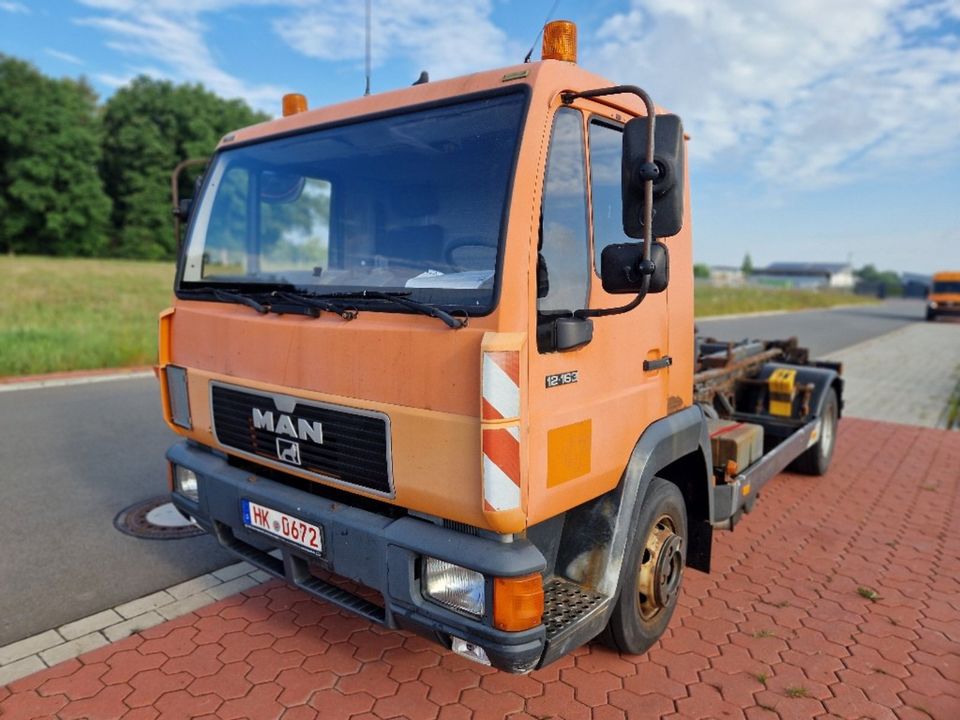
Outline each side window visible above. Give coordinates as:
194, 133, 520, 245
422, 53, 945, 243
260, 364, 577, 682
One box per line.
538, 108, 589, 314
588, 119, 631, 271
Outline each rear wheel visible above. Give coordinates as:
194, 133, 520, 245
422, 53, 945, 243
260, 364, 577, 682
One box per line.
926, 307, 937, 322
790, 387, 838, 476
601, 478, 687, 655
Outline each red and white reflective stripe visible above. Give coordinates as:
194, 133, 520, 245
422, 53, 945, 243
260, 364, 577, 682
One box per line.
482, 426, 520, 511
482, 351, 520, 421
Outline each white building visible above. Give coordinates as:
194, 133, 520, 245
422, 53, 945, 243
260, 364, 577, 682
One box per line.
707, 265, 745, 286
751, 262, 855, 289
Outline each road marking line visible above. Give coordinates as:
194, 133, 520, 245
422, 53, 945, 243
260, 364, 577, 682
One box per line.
0, 371, 154, 393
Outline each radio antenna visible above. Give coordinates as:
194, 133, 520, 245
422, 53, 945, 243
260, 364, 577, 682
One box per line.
523, 0, 562, 63
364, 0, 372, 96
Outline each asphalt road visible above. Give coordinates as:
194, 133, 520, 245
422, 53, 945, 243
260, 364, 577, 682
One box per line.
0, 299, 927, 647
0, 378, 233, 646
696, 298, 926, 357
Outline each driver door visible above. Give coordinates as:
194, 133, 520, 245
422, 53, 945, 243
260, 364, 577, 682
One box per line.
526, 101, 670, 523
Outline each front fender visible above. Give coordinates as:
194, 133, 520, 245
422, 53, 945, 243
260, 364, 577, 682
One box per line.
556, 405, 713, 598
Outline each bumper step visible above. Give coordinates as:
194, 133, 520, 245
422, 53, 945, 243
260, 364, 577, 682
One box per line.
542, 577, 607, 641
298, 573, 387, 625
214, 521, 387, 625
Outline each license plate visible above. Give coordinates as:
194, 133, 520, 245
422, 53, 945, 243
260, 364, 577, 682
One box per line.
241, 500, 323, 555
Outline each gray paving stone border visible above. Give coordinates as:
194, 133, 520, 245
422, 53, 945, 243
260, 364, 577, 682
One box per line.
0, 562, 268, 686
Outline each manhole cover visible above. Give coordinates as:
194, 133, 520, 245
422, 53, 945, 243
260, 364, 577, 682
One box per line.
114, 496, 205, 540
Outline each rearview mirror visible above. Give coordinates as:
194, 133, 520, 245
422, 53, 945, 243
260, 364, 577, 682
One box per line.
173, 197, 193, 222
260, 171, 305, 204
537, 315, 594, 353
622, 114, 684, 239
600, 240, 669, 294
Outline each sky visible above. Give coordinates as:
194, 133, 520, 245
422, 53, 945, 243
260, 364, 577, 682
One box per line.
1, 0, 958, 275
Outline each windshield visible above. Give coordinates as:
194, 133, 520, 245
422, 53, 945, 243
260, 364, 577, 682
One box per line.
933, 280, 960, 294
179, 92, 526, 313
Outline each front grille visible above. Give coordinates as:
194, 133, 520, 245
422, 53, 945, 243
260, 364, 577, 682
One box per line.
211, 383, 392, 495
443, 519, 480, 536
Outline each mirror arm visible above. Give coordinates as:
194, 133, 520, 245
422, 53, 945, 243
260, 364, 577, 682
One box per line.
170, 157, 209, 256
562, 86, 657, 319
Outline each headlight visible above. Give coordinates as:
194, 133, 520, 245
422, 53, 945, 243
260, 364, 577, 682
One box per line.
164, 365, 192, 429
929, 301, 938, 309
173, 465, 200, 501
422, 557, 485, 617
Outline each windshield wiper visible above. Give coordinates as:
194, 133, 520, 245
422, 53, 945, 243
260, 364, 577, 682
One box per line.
269, 291, 358, 320
180, 288, 269, 314
180, 287, 463, 327
180, 287, 332, 319
309, 290, 466, 329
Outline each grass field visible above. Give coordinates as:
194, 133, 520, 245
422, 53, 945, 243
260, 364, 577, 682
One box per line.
0, 256, 175, 377
0, 256, 875, 377
694, 284, 875, 317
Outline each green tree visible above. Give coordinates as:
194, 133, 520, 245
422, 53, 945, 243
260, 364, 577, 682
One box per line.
693, 263, 711, 279
855, 264, 902, 297
0, 55, 111, 256
100, 78, 267, 259
741, 252, 754, 276
855, 264, 879, 282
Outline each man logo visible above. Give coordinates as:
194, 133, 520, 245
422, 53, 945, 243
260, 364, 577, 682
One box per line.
276, 438, 301, 466
252, 408, 323, 445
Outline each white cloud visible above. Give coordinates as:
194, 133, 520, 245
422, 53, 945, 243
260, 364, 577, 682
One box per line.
75, 0, 289, 111
69, 0, 960, 194
93, 71, 134, 88
75, 0, 517, 109
44, 48, 84, 65
273, 0, 516, 81
0, 1, 29, 13
586, 0, 960, 188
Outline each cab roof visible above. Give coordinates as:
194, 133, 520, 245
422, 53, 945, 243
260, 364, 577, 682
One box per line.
217, 60, 656, 150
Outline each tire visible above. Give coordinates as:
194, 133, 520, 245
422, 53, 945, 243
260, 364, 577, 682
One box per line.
601, 478, 687, 655
790, 387, 838, 476
926, 308, 937, 322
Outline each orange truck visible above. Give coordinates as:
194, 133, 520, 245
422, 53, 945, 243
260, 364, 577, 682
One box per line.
927, 271, 960, 320
159, 22, 843, 672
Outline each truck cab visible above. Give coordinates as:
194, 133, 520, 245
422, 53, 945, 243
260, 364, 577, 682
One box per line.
159, 23, 841, 673
927, 271, 960, 320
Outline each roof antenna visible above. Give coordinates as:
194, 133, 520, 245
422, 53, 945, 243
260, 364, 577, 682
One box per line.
364, 0, 372, 96
523, 0, 562, 63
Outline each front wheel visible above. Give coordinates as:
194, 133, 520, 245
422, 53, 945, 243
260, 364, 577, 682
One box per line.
601, 478, 687, 655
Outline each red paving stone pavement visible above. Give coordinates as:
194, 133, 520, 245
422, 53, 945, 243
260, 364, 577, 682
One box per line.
2, 418, 959, 719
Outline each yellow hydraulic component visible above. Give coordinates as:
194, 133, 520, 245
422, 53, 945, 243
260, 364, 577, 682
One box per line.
768, 368, 797, 417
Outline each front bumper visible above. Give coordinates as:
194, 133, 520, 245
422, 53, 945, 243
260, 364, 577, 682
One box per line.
166, 441, 546, 672
929, 302, 960, 316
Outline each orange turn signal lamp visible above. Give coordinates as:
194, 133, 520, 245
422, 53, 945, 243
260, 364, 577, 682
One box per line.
282, 93, 308, 117
493, 573, 544, 631
542, 20, 577, 63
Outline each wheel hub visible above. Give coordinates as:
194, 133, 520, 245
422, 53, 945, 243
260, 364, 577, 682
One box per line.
637, 515, 683, 620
